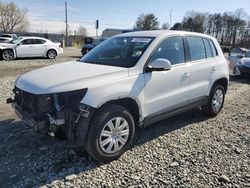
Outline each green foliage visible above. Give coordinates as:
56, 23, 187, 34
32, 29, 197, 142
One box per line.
170, 9, 249, 47
134, 14, 159, 30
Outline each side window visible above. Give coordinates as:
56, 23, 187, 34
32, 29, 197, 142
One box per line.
35, 39, 46, 44
208, 40, 218, 56
21, 39, 35, 45
186, 37, 206, 61
203, 38, 213, 58
150, 36, 185, 65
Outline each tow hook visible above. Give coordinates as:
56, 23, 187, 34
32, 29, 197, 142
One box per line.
6, 98, 15, 104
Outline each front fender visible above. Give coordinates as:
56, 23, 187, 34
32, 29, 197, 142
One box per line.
81, 74, 145, 117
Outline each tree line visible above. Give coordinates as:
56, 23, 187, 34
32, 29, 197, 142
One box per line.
0, 0, 249, 48
135, 9, 250, 48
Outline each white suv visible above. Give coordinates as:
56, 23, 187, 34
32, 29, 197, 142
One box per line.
7, 31, 229, 162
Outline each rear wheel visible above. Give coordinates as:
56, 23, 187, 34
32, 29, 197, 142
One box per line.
85, 104, 135, 162
2, 49, 14, 60
47, 49, 57, 59
202, 85, 225, 117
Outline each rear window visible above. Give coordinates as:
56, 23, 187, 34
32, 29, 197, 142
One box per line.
35, 39, 46, 44
187, 37, 206, 61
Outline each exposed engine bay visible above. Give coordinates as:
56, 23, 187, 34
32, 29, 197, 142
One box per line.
7, 87, 93, 145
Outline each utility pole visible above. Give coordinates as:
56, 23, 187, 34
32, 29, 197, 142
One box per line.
170, 9, 172, 29
65, 1, 68, 47
96, 20, 99, 37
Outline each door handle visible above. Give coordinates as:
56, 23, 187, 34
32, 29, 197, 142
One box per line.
212, 66, 216, 71
183, 73, 190, 78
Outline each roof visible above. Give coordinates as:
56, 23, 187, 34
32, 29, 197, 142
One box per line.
19, 36, 49, 40
115, 30, 215, 39
103, 28, 133, 32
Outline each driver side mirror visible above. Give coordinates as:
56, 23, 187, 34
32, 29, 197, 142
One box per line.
146, 58, 172, 72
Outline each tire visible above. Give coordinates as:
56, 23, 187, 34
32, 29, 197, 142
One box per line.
2, 49, 14, 60
202, 84, 225, 117
46, 49, 57, 59
85, 104, 135, 163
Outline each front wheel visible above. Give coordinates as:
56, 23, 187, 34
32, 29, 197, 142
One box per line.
202, 85, 225, 117
2, 49, 14, 60
85, 104, 135, 163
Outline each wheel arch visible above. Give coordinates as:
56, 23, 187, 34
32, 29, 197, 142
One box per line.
46, 48, 58, 57
0, 48, 16, 58
211, 77, 228, 94
105, 97, 141, 127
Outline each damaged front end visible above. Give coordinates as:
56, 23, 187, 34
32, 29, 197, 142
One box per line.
6, 87, 94, 145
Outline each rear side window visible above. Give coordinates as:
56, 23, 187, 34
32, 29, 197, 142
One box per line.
186, 37, 206, 61
208, 40, 218, 56
22, 39, 35, 45
203, 38, 213, 58
35, 39, 46, 44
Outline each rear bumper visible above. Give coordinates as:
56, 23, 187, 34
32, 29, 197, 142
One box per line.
58, 48, 64, 54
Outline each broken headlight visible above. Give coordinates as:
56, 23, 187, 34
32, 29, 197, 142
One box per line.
56, 88, 88, 109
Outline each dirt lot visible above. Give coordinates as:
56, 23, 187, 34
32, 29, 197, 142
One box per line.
0, 49, 249, 188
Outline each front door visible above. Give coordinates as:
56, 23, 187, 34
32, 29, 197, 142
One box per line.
144, 36, 190, 117
16, 39, 37, 57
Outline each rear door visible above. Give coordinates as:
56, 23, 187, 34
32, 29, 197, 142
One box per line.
32, 39, 47, 56
186, 36, 218, 103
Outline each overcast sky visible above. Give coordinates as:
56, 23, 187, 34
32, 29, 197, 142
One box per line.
7, 0, 250, 36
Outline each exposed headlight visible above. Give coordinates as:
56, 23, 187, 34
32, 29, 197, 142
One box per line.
56, 88, 88, 108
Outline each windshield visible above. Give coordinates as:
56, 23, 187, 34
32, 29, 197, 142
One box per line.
80, 36, 154, 68
9, 37, 22, 44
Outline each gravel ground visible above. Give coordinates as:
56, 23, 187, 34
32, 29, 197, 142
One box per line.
0, 51, 249, 188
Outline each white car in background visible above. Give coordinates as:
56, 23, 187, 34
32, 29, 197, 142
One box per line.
0, 33, 17, 43
0, 36, 63, 60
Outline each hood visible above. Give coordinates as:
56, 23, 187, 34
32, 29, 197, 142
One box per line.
16, 61, 129, 94
240, 57, 250, 67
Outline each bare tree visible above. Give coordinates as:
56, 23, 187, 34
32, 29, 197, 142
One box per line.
0, 1, 29, 32
75, 25, 88, 44
77, 25, 87, 36
161, 22, 169, 30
